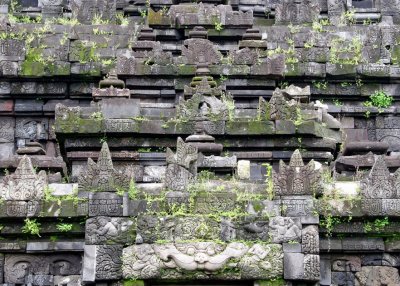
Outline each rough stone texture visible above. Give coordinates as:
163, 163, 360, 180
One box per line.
4, 1, 400, 285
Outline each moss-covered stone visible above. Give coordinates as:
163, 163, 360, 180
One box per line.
284, 63, 302, 76
20, 61, 45, 77
55, 117, 103, 134
148, 9, 171, 26
46, 61, 71, 76
226, 120, 275, 135
177, 64, 196, 75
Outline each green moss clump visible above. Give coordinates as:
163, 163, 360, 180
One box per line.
255, 279, 285, 286
177, 64, 196, 75
123, 280, 145, 286
20, 61, 45, 77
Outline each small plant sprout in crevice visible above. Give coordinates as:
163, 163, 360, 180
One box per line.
22, 218, 41, 237
56, 223, 73, 232
262, 163, 274, 200
367, 90, 393, 109
214, 21, 223, 32
364, 217, 390, 233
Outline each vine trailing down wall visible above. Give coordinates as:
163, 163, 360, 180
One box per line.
2, 0, 400, 285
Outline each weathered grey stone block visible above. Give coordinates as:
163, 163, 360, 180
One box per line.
101, 98, 140, 119
284, 253, 304, 280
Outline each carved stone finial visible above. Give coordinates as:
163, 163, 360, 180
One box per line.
166, 137, 198, 169
195, 63, 211, 76
182, 34, 222, 64
78, 142, 130, 192
99, 69, 125, 89
189, 26, 208, 39
0, 155, 47, 200
185, 122, 223, 155
138, 27, 156, 41
242, 28, 262, 40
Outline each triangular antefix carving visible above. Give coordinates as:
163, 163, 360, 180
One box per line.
274, 149, 322, 196
0, 155, 47, 200
78, 142, 130, 192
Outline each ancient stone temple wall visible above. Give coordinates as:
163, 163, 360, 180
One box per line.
1, 0, 400, 285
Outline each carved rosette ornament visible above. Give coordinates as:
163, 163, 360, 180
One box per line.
78, 142, 130, 192
122, 242, 283, 280
0, 156, 47, 201
273, 149, 322, 196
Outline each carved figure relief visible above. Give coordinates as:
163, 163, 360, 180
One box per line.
86, 216, 134, 244
15, 118, 48, 140
269, 216, 301, 243
275, 0, 320, 24
122, 242, 283, 280
0, 156, 47, 201
0, 117, 14, 142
